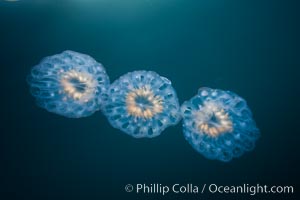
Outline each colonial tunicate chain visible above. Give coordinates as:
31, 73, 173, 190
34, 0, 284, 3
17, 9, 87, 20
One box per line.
27, 50, 260, 162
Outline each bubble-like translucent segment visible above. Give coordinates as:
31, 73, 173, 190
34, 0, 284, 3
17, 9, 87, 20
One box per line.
181, 87, 260, 162
27, 50, 110, 118
103, 71, 181, 138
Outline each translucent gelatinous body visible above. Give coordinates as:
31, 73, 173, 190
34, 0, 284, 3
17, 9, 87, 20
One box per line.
27, 50, 110, 118
181, 87, 260, 162
103, 71, 181, 138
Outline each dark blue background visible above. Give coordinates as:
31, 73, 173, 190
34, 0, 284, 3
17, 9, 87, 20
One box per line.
1, 0, 298, 199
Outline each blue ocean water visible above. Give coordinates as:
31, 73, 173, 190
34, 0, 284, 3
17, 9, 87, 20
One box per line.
1, 0, 298, 199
